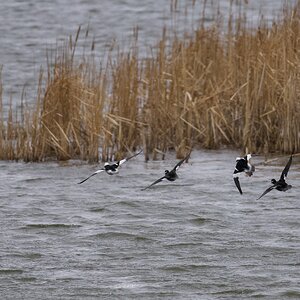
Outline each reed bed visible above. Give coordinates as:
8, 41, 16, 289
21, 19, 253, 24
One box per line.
0, 2, 300, 162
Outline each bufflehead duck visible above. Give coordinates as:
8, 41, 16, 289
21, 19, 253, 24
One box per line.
142, 151, 191, 190
78, 149, 143, 184
257, 155, 292, 200
233, 154, 255, 194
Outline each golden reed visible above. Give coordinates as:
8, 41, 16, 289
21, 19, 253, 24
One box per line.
0, 2, 299, 162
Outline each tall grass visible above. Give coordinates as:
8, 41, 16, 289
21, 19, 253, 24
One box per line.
0, 1, 299, 162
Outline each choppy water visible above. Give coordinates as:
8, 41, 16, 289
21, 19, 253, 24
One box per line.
0, 150, 299, 299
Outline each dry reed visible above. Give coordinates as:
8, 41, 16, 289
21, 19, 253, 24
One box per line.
0, 1, 299, 162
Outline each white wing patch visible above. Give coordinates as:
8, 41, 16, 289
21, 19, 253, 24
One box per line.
95, 169, 105, 174
119, 158, 127, 165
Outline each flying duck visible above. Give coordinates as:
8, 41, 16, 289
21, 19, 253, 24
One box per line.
78, 149, 143, 184
142, 151, 191, 190
257, 155, 293, 200
233, 154, 255, 194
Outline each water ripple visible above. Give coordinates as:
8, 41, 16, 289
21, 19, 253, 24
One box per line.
22, 223, 82, 229
0, 150, 299, 298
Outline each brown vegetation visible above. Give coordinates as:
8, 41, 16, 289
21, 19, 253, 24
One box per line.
0, 2, 299, 162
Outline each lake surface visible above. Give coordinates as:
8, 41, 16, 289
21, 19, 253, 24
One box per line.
0, 150, 299, 299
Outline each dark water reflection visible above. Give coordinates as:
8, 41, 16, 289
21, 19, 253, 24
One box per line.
0, 150, 299, 298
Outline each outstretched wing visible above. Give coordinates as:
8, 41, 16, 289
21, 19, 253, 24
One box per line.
142, 176, 166, 190
78, 169, 105, 184
257, 185, 276, 200
172, 151, 191, 172
280, 155, 292, 181
233, 176, 243, 195
118, 149, 143, 166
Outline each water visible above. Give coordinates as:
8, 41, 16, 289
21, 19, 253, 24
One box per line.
0, 150, 299, 299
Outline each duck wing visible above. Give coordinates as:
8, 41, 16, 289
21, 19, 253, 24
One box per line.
78, 169, 105, 184
172, 151, 191, 172
257, 185, 276, 200
118, 149, 143, 166
142, 175, 166, 190
280, 155, 292, 181
233, 176, 243, 195
234, 158, 247, 172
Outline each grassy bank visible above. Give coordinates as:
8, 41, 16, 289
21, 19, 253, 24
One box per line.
0, 2, 299, 162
